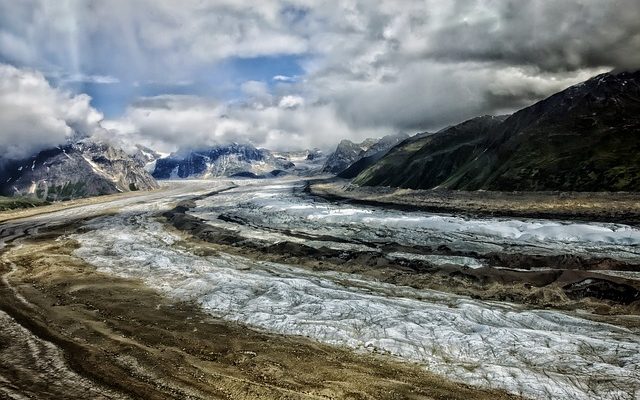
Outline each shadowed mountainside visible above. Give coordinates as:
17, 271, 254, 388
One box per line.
354, 71, 640, 191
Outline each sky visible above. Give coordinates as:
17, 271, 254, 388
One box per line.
1, 0, 639, 158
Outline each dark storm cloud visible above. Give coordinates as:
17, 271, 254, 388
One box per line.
426, 0, 640, 72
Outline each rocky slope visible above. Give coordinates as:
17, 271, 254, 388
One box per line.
354, 71, 640, 191
0, 140, 159, 201
323, 134, 408, 175
322, 139, 372, 174
337, 133, 411, 179
132, 144, 165, 173
151, 143, 296, 179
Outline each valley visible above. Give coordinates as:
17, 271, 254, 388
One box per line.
3, 3, 640, 400
1, 178, 639, 399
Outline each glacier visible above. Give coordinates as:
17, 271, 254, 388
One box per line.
70, 178, 640, 400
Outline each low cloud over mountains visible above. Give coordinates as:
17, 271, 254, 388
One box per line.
1, 0, 639, 154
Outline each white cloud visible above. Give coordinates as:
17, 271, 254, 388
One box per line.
278, 95, 304, 109
0, 64, 103, 160
104, 58, 609, 153
0, 0, 309, 82
105, 92, 384, 153
273, 75, 296, 82
61, 73, 120, 84
241, 80, 273, 108
1, 0, 638, 151
2, 1, 637, 81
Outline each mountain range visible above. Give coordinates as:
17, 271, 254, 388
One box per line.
150, 143, 324, 179
2, 70, 638, 202
352, 71, 640, 192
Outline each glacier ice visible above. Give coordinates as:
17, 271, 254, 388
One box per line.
190, 180, 640, 263
72, 201, 640, 400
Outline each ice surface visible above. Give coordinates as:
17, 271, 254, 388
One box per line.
72, 207, 640, 400
191, 180, 640, 262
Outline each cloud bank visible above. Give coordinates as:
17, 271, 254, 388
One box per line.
1, 0, 639, 152
103, 93, 383, 153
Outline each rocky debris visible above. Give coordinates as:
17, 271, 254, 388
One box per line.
162, 198, 640, 313
229, 169, 289, 179
309, 179, 640, 225
563, 278, 640, 304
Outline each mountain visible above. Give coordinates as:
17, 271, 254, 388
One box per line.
132, 144, 165, 173
151, 143, 295, 179
322, 139, 371, 174
352, 116, 506, 187
323, 134, 408, 175
0, 140, 159, 201
354, 71, 640, 191
337, 133, 410, 179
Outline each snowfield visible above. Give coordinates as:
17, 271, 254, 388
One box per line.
71, 179, 640, 400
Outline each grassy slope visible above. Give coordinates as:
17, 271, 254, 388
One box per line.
0, 196, 48, 211
354, 116, 503, 188
443, 102, 640, 191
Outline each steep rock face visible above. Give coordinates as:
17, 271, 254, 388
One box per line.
322, 140, 368, 174
305, 149, 325, 161
324, 134, 409, 175
0, 140, 159, 201
152, 144, 294, 179
355, 71, 640, 191
337, 133, 410, 179
361, 134, 410, 158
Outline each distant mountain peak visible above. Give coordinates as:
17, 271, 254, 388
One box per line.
150, 143, 326, 179
322, 133, 409, 175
